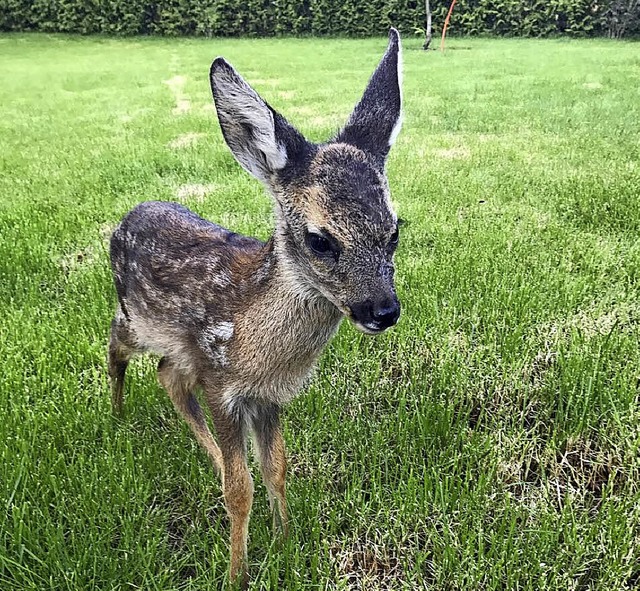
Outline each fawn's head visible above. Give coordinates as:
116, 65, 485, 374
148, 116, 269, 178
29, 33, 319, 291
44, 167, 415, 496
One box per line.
210, 30, 403, 334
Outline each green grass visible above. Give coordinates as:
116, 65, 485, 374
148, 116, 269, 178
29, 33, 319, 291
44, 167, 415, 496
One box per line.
1, 33, 640, 590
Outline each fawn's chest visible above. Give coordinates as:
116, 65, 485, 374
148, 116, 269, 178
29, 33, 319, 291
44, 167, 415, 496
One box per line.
218, 292, 342, 403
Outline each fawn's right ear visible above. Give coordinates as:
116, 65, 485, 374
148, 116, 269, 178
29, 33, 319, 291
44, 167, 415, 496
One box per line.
210, 58, 309, 184
335, 28, 403, 169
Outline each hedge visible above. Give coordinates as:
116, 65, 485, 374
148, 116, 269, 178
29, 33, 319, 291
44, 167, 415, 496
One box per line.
0, 0, 638, 38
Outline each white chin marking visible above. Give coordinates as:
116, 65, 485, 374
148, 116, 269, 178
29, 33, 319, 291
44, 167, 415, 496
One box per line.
352, 321, 385, 335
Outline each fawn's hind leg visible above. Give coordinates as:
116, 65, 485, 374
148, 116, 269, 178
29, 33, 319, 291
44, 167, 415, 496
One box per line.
108, 308, 137, 416
251, 403, 288, 537
157, 358, 224, 474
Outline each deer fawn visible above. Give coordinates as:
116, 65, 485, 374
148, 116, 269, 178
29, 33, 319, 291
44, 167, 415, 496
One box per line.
108, 29, 403, 587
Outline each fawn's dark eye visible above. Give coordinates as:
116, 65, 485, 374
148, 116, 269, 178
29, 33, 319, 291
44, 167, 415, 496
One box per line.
305, 232, 336, 257
389, 226, 399, 247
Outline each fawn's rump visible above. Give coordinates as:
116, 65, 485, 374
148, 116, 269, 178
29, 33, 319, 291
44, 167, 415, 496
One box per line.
109, 201, 262, 370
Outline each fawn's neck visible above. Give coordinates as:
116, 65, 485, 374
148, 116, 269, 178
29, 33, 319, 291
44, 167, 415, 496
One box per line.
254, 236, 342, 325
240, 234, 342, 347
228, 236, 343, 402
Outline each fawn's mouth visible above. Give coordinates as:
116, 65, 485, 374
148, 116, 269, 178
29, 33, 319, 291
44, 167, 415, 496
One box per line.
344, 307, 395, 335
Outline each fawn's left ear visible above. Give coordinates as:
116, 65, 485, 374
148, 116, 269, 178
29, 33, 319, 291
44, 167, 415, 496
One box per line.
335, 28, 403, 169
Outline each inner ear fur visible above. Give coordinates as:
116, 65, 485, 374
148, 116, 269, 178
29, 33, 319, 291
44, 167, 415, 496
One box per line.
210, 57, 310, 184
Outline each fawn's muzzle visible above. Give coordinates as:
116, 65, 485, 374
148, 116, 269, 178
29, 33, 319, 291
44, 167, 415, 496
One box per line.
349, 296, 401, 334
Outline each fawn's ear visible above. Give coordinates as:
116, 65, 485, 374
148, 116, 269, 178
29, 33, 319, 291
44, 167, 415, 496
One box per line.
210, 58, 308, 184
335, 28, 403, 169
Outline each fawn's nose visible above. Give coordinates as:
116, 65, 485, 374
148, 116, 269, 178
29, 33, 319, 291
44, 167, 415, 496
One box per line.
372, 301, 401, 327
350, 297, 400, 333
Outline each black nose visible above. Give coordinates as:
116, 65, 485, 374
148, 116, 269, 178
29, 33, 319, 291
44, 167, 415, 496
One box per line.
372, 301, 401, 327
350, 297, 401, 332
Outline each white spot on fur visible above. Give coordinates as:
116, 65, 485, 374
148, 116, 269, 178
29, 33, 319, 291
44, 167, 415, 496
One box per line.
200, 323, 234, 367
115, 306, 128, 323
167, 132, 205, 149
210, 321, 234, 341
389, 113, 403, 148
123, 231, 138, 249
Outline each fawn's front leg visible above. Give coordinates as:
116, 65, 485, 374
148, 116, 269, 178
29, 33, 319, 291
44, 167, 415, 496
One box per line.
209, 394, 253, 589
251, 402, 288, 537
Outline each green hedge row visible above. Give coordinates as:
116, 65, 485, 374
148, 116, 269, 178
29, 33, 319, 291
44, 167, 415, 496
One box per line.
0, 0, 638, 37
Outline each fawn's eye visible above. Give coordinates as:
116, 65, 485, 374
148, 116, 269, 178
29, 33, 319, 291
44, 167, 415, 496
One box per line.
389, 226, 399, 247
305, 232, 336, 257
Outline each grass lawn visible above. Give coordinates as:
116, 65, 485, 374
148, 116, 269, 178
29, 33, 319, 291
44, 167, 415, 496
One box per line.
1, 32, 639, 590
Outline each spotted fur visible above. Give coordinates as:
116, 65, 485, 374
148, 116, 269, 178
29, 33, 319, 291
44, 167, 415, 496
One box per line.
109, 28, 403, 589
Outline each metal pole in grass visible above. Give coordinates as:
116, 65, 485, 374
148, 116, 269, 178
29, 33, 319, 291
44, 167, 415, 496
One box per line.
423, 0, 433, 50
440, 0, 457, 52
